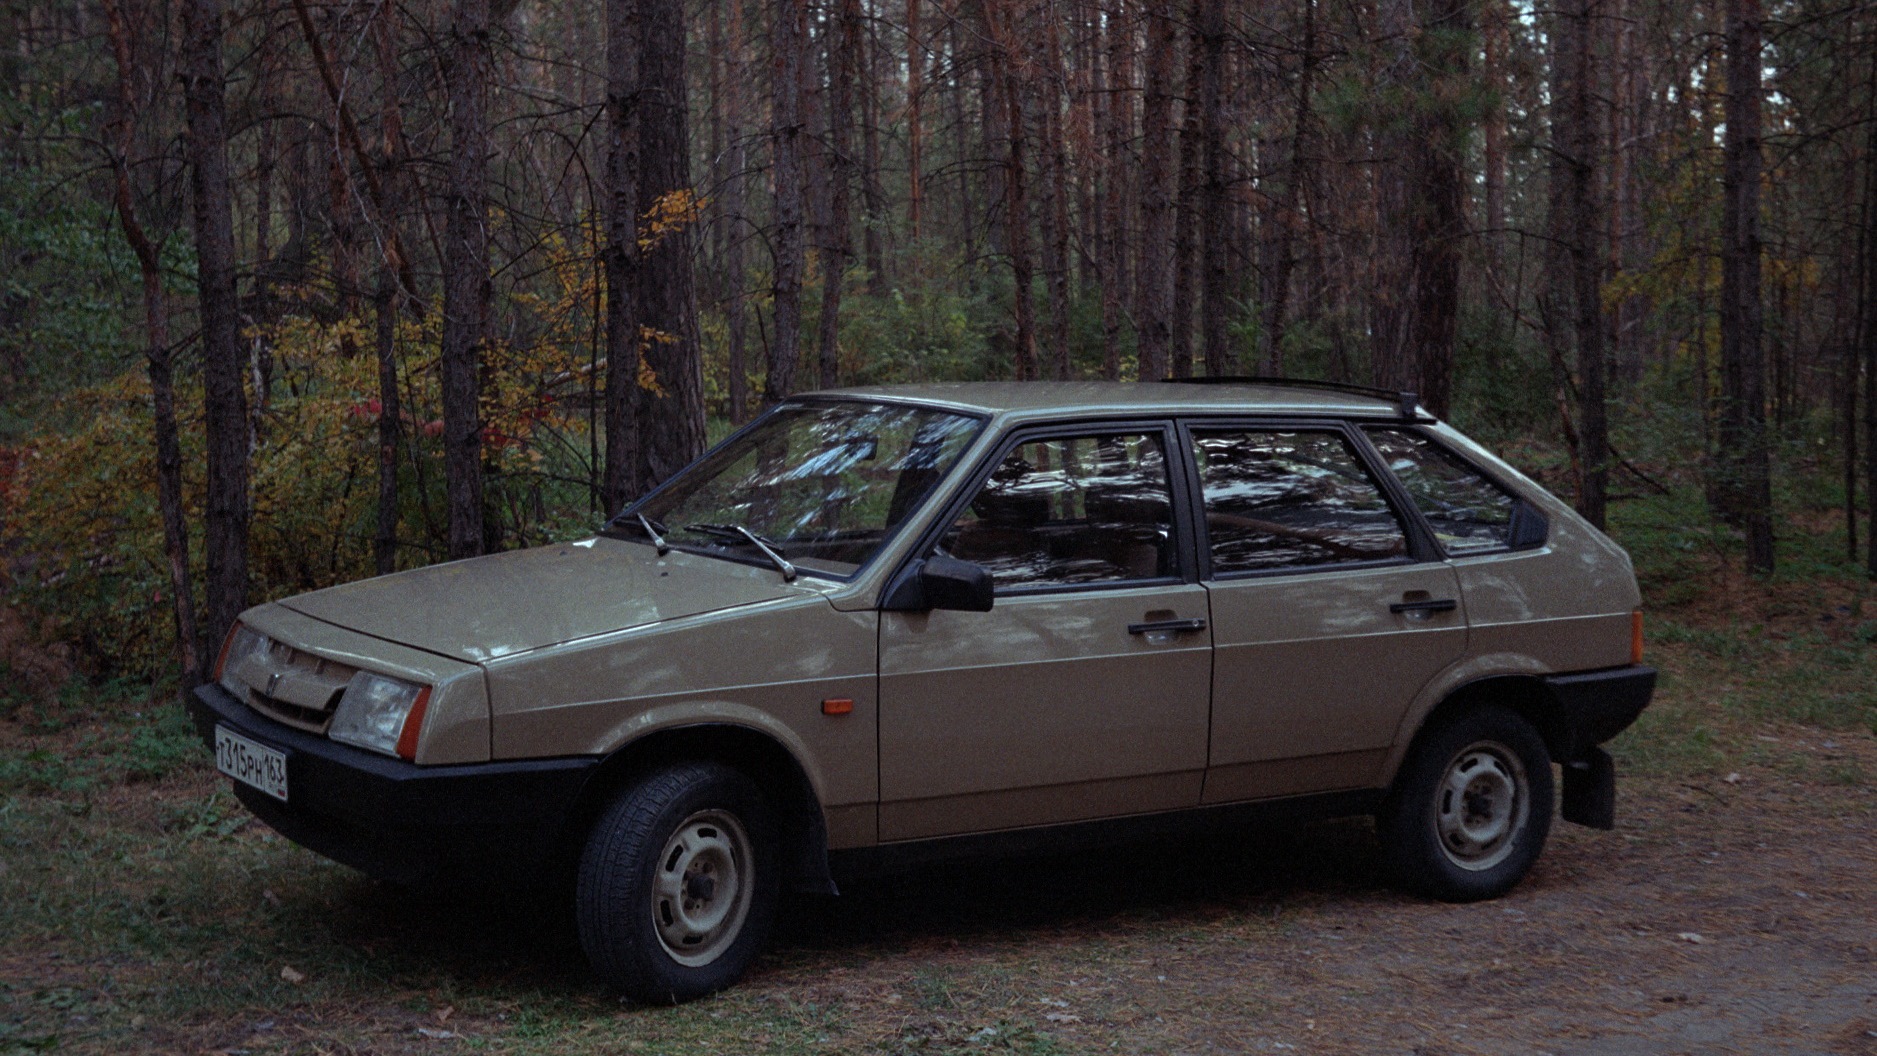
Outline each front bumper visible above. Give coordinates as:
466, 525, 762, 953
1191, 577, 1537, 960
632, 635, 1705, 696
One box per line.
189, 684, 596, 888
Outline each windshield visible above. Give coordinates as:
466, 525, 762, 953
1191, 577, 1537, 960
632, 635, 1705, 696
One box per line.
625, 401, 984, 577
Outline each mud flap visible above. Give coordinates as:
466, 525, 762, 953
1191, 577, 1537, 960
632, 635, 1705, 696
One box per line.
1561, 746, 1616, 829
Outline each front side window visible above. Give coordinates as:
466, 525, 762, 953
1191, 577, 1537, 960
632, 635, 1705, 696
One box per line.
1366, 428, 1516, 555
632, 401, 982, 576
940, 432, 1177, 591
1193, 429, 1408, 574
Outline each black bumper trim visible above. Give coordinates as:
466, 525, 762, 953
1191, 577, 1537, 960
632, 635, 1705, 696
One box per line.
1543, 664, 1656, 760
190, 684, 596, 887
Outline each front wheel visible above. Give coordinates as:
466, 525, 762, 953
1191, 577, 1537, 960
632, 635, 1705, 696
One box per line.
576, 762, 779, 1003
1377, 706, 1554, 902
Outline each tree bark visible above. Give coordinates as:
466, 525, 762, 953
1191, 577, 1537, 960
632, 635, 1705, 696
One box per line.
601, 0, 641, 513
1197, 0, 1230, 376
1134, 3, 1176, 381
441, 0, 490, 554
984, 0, 1035, 379
634, 0, 707, 489
179, 0, 248, 653
721, 0, 751, 422
1170, 4, 1202, 380
105, 0, 201, 685
373, 0, 405, 575
1719, 0, 1772, 569
1099, 0, 1133, 379
817, 0, 858, 389
1039, 0, 1073, 379
767, 0, 807, 404
906, 0, 925, 241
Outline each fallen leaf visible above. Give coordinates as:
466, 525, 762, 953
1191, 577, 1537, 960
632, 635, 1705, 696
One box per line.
279, 966, 306, 984
1723, 772, 1742, 784
1677, 932, 1705, 944
436, 1006, 454, 1024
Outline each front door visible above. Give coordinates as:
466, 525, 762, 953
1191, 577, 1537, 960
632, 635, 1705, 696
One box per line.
1186, 425, 1468, 803
878, 426, 1212, 841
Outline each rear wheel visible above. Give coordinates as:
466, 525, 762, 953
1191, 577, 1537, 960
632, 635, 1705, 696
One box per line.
575, 762, 779, 1003
1378, 707, 1554, 902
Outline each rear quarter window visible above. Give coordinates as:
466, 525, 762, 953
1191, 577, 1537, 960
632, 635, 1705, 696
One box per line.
1366, 428, 1517, 555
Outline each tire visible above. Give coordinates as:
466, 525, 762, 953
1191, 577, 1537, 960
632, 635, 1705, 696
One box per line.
1377, 706, 1554, 902
575, 762, 779, 1003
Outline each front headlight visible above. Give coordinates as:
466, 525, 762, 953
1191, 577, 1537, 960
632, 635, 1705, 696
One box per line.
329, 672, 432, 760
217, 624, 269, 696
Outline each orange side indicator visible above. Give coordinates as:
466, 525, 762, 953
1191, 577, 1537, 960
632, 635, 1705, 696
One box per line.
821, 698, 854, 716
1631, 609, 1645, 665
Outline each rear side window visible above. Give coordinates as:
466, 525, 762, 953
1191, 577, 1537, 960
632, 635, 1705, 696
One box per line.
1191, 430, 1408, 574
1366, 428, 1516, 555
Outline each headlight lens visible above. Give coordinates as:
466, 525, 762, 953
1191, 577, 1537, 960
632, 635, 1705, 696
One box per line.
329, 672, 430, 759
217, 625, 269, 696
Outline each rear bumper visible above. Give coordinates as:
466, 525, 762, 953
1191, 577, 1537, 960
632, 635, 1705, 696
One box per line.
189, 684, 595, 888
1543, 664, 1657, 760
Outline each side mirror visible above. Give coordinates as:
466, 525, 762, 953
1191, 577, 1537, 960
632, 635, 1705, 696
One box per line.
921, 555, 994, 612
1507, 500, 1549, 550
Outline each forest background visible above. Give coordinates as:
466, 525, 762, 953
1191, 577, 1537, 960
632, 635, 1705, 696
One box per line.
1, 0, 1874, 691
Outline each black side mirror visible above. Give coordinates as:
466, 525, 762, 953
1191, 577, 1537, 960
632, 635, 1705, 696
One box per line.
1507, 500, 1549, 550
921, 555, 994, 612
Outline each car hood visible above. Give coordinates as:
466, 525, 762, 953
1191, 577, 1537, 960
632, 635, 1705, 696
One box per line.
278, 536, 824, 663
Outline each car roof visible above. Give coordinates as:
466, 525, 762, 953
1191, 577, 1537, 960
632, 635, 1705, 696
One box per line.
815, 380, 1421, 421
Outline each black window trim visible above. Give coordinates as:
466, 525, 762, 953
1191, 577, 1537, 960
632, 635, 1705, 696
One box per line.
1175, 416, 1440, 582
881, 417, 1202, 602
1358, 423, 1533, 560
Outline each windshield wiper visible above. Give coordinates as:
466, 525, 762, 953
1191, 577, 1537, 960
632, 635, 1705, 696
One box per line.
683, 523, 796, 581
635, 513, 670, 555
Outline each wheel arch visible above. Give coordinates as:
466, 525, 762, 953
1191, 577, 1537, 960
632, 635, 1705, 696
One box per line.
557, 723, 836, 895
1383, 673, 1575, 787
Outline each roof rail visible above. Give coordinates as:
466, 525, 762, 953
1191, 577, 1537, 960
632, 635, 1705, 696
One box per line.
1161, 375, 1422, 420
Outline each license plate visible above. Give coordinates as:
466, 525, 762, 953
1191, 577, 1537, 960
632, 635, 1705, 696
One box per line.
215, 725, 288, 802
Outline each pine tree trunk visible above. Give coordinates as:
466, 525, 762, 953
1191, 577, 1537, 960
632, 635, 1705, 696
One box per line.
1099, 0, 1132, 379
104, 0, 202, 684
1039, 0, 1073, 379
1169, 5, 1202, 380
633, 0, 706, 488
1134, 3, 1176, 381
817, 0, 858, 389
1197, 0, 1230, 377
372, 0, 404, 575
767, 0, 807, 403
179, 0, 249, 651
441, 0, 489, 554
906, 0, 924, 241
602, 0, 641, 512
1720, 0, 1772, 569
721, 0, 751, 422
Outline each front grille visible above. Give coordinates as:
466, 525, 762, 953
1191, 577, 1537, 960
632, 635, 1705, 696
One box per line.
247, 688, 339, 732
232, 640, 357, 734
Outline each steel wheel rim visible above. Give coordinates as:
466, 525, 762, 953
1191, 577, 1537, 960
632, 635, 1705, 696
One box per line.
650, 809, 755, 967
1434, 740, 1529, 872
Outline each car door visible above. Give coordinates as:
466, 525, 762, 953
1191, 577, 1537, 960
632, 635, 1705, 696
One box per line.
877, 424, 1213, 841
1187, 422, 1468, 803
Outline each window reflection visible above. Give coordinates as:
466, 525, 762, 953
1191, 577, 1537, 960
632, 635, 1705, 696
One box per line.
942, 433, 1177, 591
1193, 430, 1407, 573
1366, 428, 1516, 554
635, 401, 981, 575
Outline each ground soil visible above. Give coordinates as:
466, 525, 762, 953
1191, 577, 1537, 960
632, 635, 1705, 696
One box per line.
6, 718, 1873, 1055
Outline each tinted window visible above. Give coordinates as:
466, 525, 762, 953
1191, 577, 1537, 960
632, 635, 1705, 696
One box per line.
1192, 430, 1407, 573
941, 432, 1176, 591
1366, 428, 1516, 555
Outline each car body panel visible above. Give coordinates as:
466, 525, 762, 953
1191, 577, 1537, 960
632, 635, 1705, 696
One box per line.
482, 596, 879, 845
877, 582, 1212, 840
235, 602, 490, 764
1202, 561, 1467, 802
278, 536, 824, 663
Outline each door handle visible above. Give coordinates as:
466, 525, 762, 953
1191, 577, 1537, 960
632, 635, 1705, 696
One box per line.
1127, 617, 1208, 635
1389, 598, 1458, 614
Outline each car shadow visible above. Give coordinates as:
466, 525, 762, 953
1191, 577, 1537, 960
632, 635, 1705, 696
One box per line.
302, 815, 1391, 995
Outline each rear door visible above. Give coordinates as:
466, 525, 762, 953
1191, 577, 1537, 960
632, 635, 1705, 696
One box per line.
1187, 423, 1467, 803
877, 423, 1213, 841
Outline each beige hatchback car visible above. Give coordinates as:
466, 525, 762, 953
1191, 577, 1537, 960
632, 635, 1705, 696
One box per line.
192, 379, 1654, 1003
